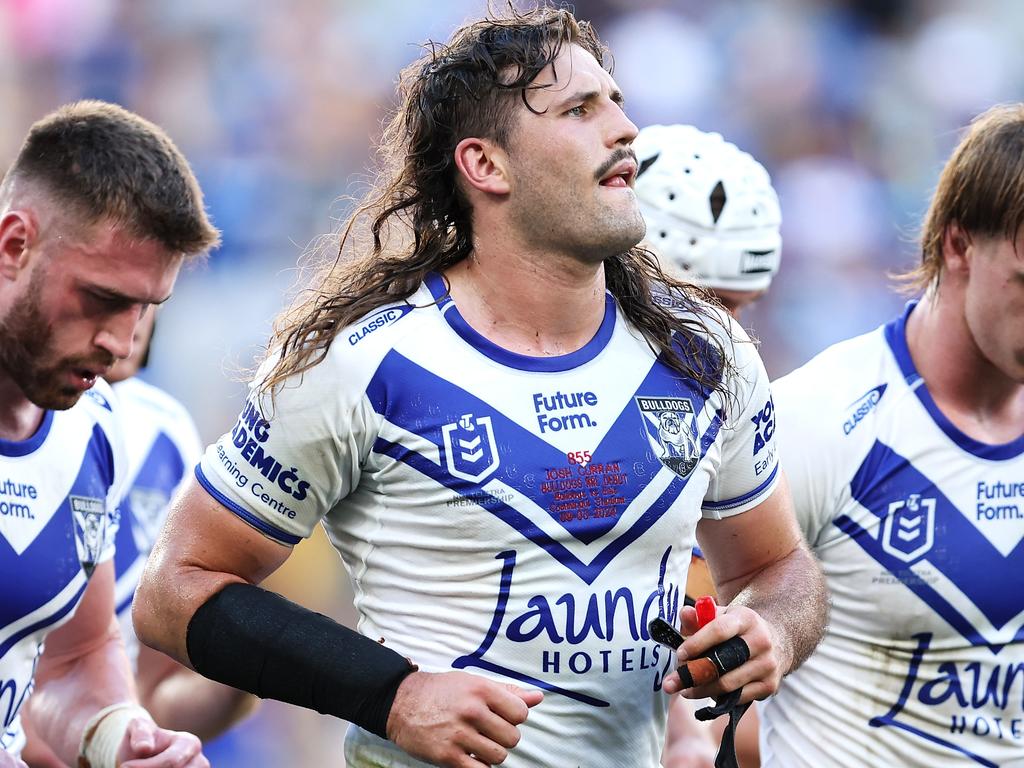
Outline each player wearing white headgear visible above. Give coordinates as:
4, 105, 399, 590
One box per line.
633, 124, 781, 320
636, 125, 783, 768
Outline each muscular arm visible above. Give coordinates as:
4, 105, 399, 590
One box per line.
22, 562, 135, 765
135, 478, 542, 768
133, 479, 292, 664
665, 473, 828, 703
701, 473, 827, 678
135, 643, 259, 741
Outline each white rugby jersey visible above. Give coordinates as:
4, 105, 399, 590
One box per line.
0, 380, 126, 755
198, 275, 779, 768
111, 377, 202, 668
761, 302, 1024, 768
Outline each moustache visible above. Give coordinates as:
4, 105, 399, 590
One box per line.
594, 148, 637, 182
59, 352, 117, 373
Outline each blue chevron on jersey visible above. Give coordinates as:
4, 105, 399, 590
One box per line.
364, 347, 722, 554
0, 424, 117, 634
762, 302, 1024, 768
198, 280, 778, 768
0, 380, 125, 755
845, 440, 1024, 647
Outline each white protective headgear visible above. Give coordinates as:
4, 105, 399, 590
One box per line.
633, 124, 782, 292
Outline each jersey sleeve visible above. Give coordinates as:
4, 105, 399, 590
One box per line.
771, 363, 844, 548
701, 324, 780, 519
196, 353, 376, 545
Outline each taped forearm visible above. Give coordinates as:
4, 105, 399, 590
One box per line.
25, 620, 137, 765
79, 703, 153, 768
185, 583, 415, 738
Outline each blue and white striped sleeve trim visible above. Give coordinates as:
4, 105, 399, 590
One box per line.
195, 465, 301, 546
702, 463, 779, 515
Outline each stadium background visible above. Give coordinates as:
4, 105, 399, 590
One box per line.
1, 0, 1021, 763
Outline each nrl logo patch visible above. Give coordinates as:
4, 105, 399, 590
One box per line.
881, 493, 935, 563
442, 413, 500, 483
70, 495, 107, 577
635, 396, 700, 478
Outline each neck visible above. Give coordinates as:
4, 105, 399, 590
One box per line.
906, 289, 1024, 442
0, 371, 44, 442
444, 242, 609, 357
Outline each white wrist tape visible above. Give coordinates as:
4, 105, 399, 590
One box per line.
78, 702, 153, 768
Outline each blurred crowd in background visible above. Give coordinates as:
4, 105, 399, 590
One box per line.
2, 0, 1022, 764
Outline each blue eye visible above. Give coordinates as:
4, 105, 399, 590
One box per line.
567, 105, 586, 117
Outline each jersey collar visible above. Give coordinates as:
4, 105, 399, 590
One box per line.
424, 271, 617, 373
884, 300, 1024, 460
0, 409, 54, 457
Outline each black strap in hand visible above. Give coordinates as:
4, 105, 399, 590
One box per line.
647, 618, 752, 768
695, 690, 751, 768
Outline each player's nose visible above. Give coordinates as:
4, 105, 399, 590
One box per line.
94, 307, 142, 360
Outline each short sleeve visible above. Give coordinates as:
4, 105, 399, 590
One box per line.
771, 368, 842, 548
196, 355, 374, 545
702, 325, 780, 519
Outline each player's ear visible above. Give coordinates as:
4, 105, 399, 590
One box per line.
454, 137, 511, 196
0, 210, 36, 281
942, 221, 972, 275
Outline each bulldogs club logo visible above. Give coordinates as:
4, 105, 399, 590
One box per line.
635, 397, 700, 478
882, 493, 936, 563
70, 495, 108, 576
442, 413, 501, 483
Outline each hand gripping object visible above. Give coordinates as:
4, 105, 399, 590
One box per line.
648, 596, 751, 768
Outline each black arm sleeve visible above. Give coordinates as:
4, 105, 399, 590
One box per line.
186, 582, 416, 738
